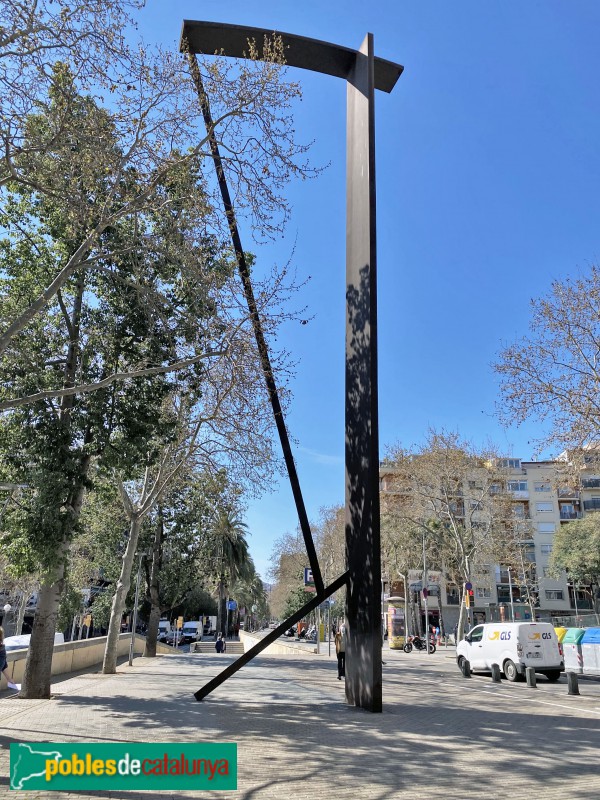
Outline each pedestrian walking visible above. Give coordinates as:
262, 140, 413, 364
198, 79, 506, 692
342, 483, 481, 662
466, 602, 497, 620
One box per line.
215, 633, 226, 653
0, 627, 20, 691
335, 622, 346, 680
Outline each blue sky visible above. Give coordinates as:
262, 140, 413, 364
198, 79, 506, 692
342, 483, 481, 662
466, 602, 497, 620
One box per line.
141, 1, 600, 578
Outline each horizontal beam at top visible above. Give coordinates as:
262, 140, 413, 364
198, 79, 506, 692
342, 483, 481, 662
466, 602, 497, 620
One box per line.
180, 20, 403, 93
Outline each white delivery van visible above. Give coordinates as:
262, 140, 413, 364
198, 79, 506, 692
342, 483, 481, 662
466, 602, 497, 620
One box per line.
203, 616, 217, 636
180, 620, 202, 644
456, 622, 564, 682
157, 619, 172, 642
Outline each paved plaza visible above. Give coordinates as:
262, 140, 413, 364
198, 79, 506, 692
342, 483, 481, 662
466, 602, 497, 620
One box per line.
1, 645, 599, 799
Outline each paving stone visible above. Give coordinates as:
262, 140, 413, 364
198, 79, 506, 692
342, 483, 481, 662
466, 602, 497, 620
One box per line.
1, 646, 599, 799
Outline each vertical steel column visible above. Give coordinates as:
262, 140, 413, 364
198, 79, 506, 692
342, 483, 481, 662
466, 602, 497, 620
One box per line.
345, 34, 382, 712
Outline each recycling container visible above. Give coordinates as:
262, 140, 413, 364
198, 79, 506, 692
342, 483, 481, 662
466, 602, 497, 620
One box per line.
562, 628, 586, 674
581, 627, 600, 676
554, 626, 568, 643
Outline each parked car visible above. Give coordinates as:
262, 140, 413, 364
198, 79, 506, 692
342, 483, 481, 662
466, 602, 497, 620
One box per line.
3, 633, 65, 652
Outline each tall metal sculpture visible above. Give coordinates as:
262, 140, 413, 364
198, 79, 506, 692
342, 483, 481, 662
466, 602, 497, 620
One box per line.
181, 21, 402, 712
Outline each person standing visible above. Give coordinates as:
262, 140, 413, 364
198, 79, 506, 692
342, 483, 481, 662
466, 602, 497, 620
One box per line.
335, 623, 346, 680
0, 627, 20, 691
215, 633, 226, 653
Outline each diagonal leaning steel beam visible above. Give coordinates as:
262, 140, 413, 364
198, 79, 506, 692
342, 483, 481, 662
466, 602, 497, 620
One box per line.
185, 49, 324, 597
194, 571, 349, 701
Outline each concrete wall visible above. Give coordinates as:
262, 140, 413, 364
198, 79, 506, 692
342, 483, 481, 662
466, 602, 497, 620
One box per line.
1, 634, 174, 690
239, 630, 318, 656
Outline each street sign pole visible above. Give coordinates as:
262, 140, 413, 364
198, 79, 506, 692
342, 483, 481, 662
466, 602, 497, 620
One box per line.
316, 604, 321, 655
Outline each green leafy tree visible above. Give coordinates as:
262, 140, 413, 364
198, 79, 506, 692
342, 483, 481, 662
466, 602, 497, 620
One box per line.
550, 515, 600, 612
0, 78, 237, 696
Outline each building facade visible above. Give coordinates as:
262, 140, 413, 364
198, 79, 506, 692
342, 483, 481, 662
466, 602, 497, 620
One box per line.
380, 456, 598, 633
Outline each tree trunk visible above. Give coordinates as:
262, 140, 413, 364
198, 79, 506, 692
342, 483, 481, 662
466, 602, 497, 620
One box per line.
456, 581, 469, 641
436, 590, 446, 638
103, 515, 142, 674
21, 544, 69, 698
14, 589, 29, 636
20, 464, 89, 699
144, 509, 164, 658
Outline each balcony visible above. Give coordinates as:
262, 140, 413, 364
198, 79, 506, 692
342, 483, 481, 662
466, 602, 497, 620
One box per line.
581, 478, 600, 489
583, 499, 600, 511
559, 510, 582, 520
558, 487, 580, 498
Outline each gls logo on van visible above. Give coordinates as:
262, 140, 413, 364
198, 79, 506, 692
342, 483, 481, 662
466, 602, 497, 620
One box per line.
529, 632, 553, 640
488, 631, 511, 641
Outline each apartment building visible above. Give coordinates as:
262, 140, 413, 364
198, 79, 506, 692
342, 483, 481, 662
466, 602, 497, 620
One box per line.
380, 456, 597, 631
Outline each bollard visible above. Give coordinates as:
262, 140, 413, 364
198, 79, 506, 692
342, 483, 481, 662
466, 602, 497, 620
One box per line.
525, 667, 537, 688
460, 658, 471, 678
491, 663, 501, 682
567, 672, 580, 696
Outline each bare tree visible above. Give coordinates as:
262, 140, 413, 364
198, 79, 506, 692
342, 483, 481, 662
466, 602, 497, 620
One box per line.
495, 266, 600, 455
382, 430, 515, 639
1, 4, 319, 362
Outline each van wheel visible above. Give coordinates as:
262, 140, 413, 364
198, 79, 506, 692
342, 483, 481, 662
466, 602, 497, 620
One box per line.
503, 659, 521, 682
544, 671, 561, 682
457, 656, 466, 672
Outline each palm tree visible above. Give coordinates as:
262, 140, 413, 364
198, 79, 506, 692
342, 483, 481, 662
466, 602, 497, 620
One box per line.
208, 511, 252, 636
231, 565, 268, 631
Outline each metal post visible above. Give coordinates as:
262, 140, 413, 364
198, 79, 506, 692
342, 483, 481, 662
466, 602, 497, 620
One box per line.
129, 553, 145, 667
345, 32, 382, 712
508, 567, 515, 622
422, 533, 430, 654
316, 604, 321, 654
567, 671, 580, 695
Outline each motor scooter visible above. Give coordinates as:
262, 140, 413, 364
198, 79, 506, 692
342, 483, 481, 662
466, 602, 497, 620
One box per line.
403, 634, 436, 654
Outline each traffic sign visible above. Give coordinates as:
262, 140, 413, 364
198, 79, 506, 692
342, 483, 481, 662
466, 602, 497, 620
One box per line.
465, 582, 473, 591
304, 567, 315, 592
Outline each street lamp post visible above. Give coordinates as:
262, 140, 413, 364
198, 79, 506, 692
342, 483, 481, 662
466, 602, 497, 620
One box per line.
422, 532, 430, 654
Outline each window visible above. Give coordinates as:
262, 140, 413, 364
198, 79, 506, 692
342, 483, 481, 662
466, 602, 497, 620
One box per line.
524, 545, 536, 563
534, 481, 551, 492
545, 590, 564, 600
489, 483, 503, 494
542, 567, 554, 578
508, 480, 527, 492
538, 522, 556, 533
469, 626, 484, 642
500, 459, 521, 469
468, 480, 483, 490
470, 500, 483, 510
536, 502, 553, 513
476, 587, 491, 599
497, 585, 511, 601
540, 544, 553, 555
513, 504, 527, 518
